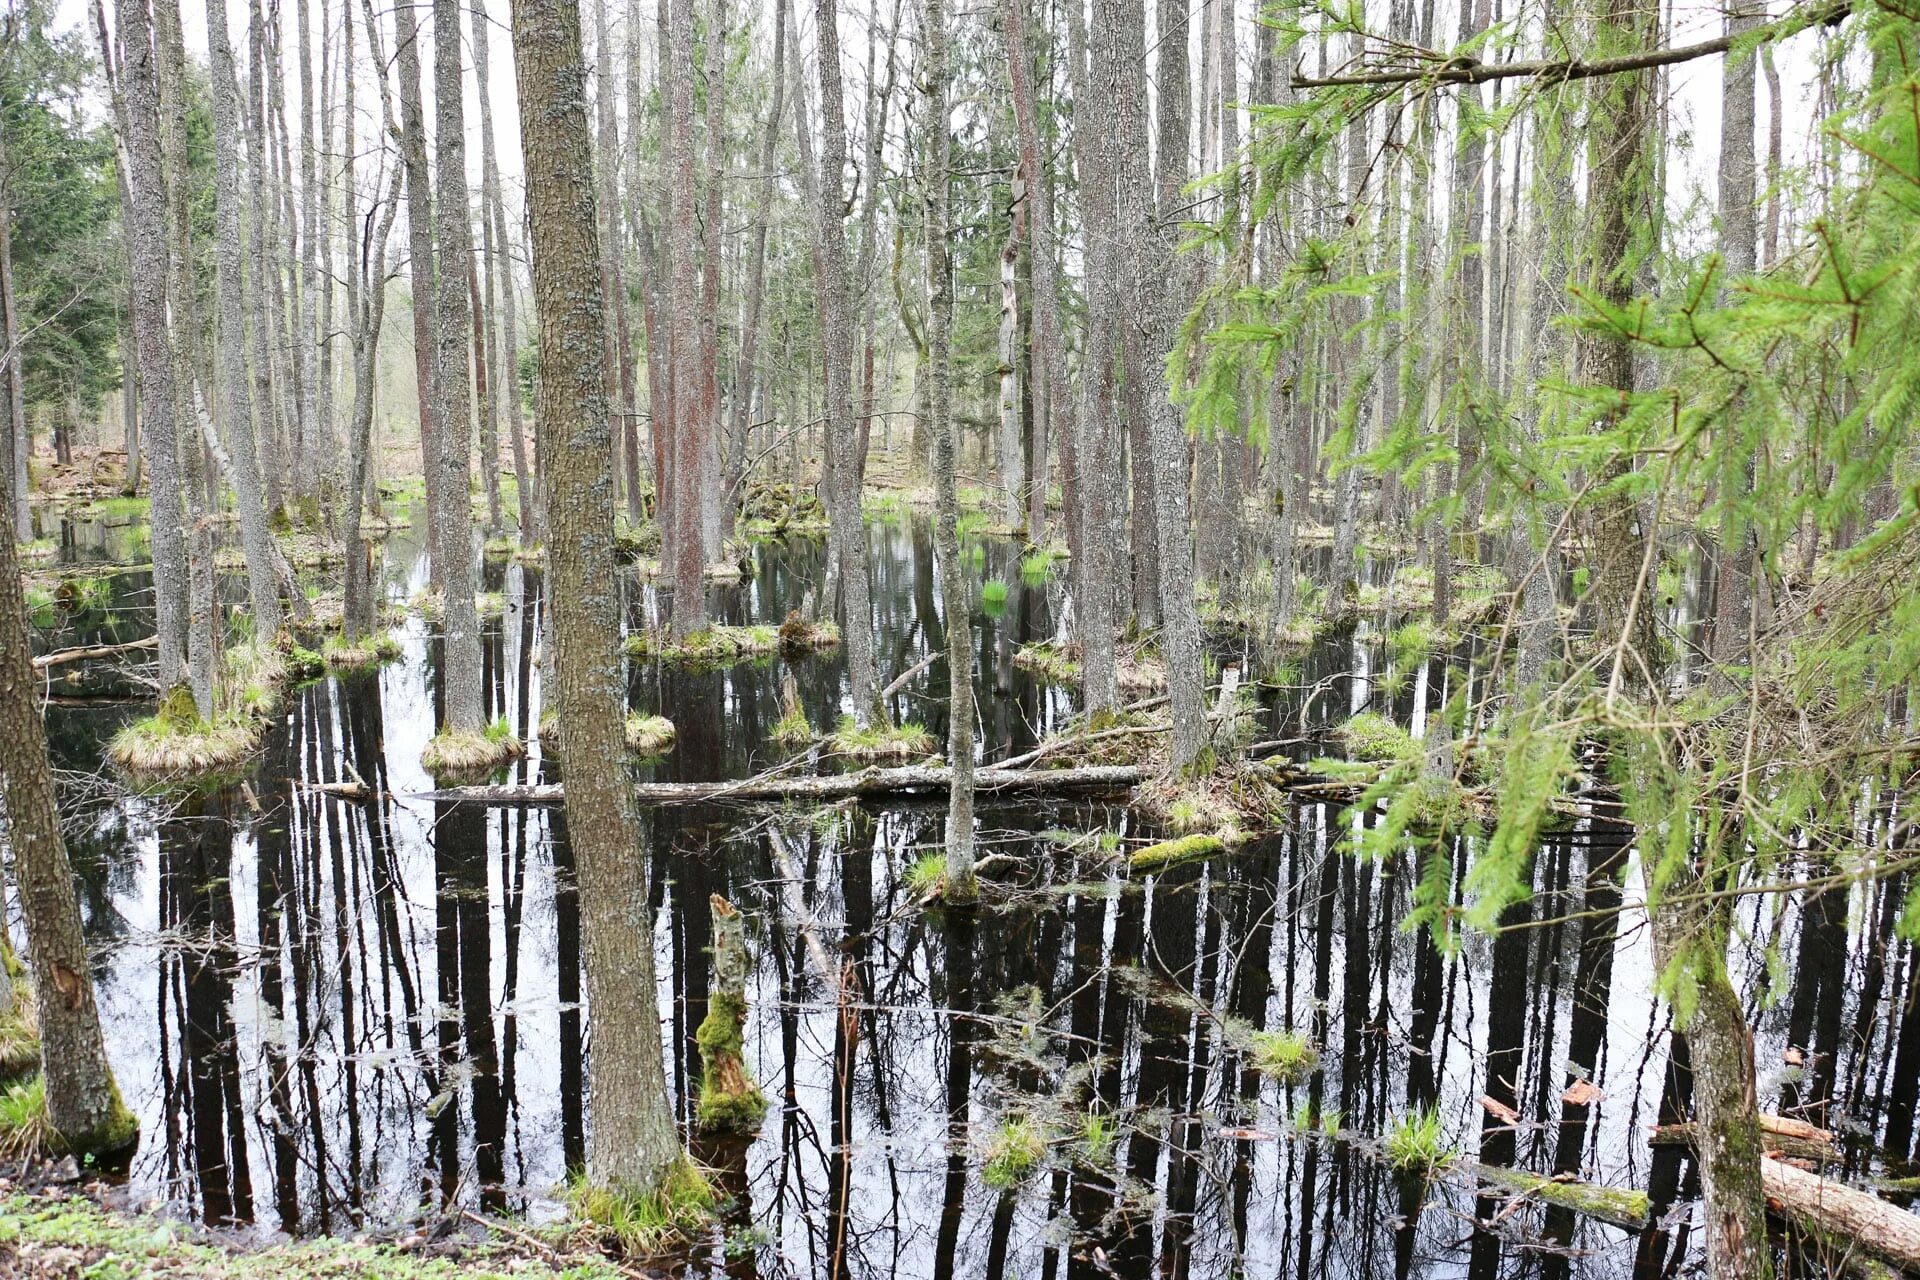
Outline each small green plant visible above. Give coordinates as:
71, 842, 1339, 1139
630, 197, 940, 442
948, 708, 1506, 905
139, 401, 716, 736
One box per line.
981, 578, 1009, 612
828, 716, 938, 762
904, 852, 947, 898
1019, 549, 1058, 586
1382, 1107, 1454, 1176
1333, 711, 1418, 764
0, 1077, 53, 1160
1078, 1109, 1117, 1166
981, 1115, 1048, 1190
1247, 1030, 1319, 1084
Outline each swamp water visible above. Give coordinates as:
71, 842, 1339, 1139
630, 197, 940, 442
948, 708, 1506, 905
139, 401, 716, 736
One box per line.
23, 509, 1920, 1279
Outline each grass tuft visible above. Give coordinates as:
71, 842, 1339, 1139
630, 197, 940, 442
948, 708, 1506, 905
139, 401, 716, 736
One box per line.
322, 632, 403, 671
568, 1157, 716, 1256
625, 624, 782, 667
421, 718, 525, 777
777, 611, 841, 654
0, 1077, 54, 1161
108, 686, 259, 778
1382, 1107, 1455, 1175
827, 715, 938, 763
1247, 1029, 1319, 1084
981, 1116, 1049, 1191
904, 852, 948, 899
625, 713, 677, 757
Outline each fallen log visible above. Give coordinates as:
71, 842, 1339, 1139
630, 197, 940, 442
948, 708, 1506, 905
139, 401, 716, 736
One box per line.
410, 762, 1150, 806
1764, 1156, 1920, 1276
1463, 1161, 1649, 1230
33, 636, 158, 670
1652, 1113, 1835, 1163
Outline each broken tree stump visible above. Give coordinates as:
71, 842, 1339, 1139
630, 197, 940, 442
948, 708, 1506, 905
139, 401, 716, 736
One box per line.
695, 895, 767, 1134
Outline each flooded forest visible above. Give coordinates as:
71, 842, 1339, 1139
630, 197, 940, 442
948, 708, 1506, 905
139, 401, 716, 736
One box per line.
0, 0, 1917, 1275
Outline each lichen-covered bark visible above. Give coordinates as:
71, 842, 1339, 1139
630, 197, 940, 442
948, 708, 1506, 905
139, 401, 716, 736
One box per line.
509, 0, 685, 1192
695, 895, 766, 1132
722, 0, 788, 509
663, 0, 708, 635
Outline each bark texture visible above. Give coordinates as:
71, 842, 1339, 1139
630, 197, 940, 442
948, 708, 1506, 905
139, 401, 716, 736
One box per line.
509, 0, 686, 1192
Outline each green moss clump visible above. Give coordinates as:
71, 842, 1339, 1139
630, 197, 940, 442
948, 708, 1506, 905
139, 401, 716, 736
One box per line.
1469, 1164, 1649, 1229
569, 1158, 716, 1256
776, 611, 841, 654
322, 632, 403, 670
827, 716, 938, 762
1128, 833, 1225, 874
694, 992, 767, 1134
981, 1116, 1049, 1191
624, 624, 782, 666
1247, 1030, 1319, 1084
1334, 711, 1419, 764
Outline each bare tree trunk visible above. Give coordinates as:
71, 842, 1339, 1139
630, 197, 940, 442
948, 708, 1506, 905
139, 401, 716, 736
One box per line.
723, 0, 788, 507
472, 0, 536, 545
245, 0, 284, 522
0, 129, 26, 543
1066, 0, 1120, 715
799, 0, 883, 723
296, 0, 324, 508
207, 0, 286, 637
0, 481, 137, 1156
509, 0, 689, 1191
118, 0, 192, 693
924, 0, 974, 897
663, 0, 708, 632
396, 0, 442, 582
698, 0, 727, 562
431, 0, 487, 737
1099, 0, 1206, 770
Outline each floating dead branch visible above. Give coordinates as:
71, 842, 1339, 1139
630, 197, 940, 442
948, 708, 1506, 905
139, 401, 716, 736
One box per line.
412, 761, 1151, 805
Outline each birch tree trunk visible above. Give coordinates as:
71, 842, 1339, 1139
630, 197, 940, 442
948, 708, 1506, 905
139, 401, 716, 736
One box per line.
431, 0, 487, 737
924, 0, 974, 898
508, 0, 688, 1193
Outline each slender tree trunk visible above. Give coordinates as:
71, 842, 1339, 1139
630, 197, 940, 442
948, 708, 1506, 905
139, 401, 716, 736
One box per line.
698, 0, 727, 562
1099, 0, 1207, 770
0, 480, 137, 1155
0, 130, 26, 543
207, 0, 286, 637
723, 0, 788, 508
664, 0, 708, 632
508, 0, 688, 1192
924, 0, 974, 898
116, 0, 192, 694
396, 0, 442, 581
296, 0, 324, 508
800, 0, 883, 723
431, 0, 487, 737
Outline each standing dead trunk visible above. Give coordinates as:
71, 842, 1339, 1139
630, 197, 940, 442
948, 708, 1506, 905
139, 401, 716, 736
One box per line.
695, 895, 766, 1131
509, 0, 690, 1192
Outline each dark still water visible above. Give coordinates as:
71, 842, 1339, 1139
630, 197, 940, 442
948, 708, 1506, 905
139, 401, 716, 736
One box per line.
24, 510, 1920, 1278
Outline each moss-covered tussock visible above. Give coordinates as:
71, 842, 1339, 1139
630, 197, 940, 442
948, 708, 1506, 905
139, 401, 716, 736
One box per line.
322, 632, 403, 671
1012, 641, 1167, 692
421, 721, 525, 778
0, 1190, 636, 1278
777, 611, 840, 653
107, 685, 258, 778
826, 716, 938, 762
623, 624, 781, 665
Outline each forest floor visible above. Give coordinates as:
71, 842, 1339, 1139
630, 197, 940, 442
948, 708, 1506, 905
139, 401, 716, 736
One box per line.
0, 1178, 637, 1279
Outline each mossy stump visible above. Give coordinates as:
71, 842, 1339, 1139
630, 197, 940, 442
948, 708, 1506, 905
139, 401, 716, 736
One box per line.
694, 895, 766, 1135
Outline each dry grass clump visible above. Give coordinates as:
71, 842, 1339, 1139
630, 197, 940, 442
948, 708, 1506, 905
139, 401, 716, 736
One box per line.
1012, 641, 1166, 692
777, 611, 841, 654
421, 719, 525, 777
108, 687, 259, 778
625, 714, 677, 756
827, 716, 938, 762
0, 973, 40, 1081
1134, 760, 1290, 836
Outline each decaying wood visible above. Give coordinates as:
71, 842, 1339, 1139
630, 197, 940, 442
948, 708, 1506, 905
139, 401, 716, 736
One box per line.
412, 762, 1150, 805
33, 636, 159, 670
1762, 1156, 1920, 1276
1652, 1113, 1835, 1162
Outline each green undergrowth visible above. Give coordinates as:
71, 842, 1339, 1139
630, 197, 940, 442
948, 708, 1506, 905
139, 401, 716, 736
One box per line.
624, 624, 781, 666
0, 1190, 634, 1278
827, 716, 937, 763
108, 686, 258, 779
904, 852, 949, 898
568, 1157, 716, 1256
1382, 1108, 1455, 1176
770, 701, 813, 748
0, 970, 37, 1081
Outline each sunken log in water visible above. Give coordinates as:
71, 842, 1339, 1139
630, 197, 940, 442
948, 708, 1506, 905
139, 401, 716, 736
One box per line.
1761, 1158, 1920, 1275
411, 762, 1151, 805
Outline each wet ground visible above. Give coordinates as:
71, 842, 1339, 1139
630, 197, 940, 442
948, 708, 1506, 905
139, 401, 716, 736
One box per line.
24, 507, 1920, 1278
